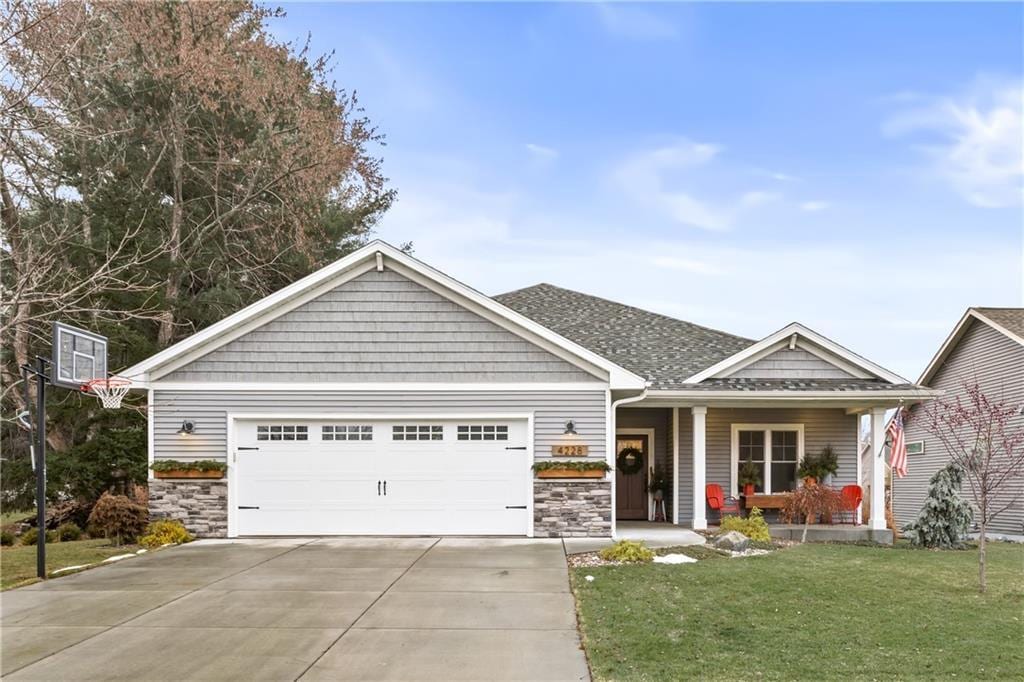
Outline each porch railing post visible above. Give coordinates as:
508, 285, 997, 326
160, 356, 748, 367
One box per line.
692, 406, 708, 530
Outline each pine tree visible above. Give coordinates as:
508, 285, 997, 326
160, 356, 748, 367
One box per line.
902, 463, 973, 549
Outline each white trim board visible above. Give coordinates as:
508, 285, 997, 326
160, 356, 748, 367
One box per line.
684, 322, 909, 385
918, 308, 1024, 386
122, 241, 645, 391
150, 382, 610, 392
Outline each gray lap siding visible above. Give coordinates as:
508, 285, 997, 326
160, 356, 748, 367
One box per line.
896, 320, 1024, 536
152, 390, 608, 464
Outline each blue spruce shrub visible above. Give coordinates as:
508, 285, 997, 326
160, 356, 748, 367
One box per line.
902, 463, 973, 549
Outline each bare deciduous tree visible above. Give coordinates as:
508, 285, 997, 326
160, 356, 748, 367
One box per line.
923, 381, 1024, 593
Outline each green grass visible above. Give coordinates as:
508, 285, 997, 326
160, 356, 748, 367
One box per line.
0, 539, 138, 590
571, 542, 1024, 681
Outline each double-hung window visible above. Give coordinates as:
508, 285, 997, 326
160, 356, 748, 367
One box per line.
731, 424, 804, 495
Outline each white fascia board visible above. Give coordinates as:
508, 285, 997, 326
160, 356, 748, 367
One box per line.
918, 308, 1024, 386
683, 322, 909, 385
148, 382, 609, 392
121, 240, 644, 390
641, 387, 941, 401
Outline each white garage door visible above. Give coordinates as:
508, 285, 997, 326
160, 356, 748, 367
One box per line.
234, 419, 531, 536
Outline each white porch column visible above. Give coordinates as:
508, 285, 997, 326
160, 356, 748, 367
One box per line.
672, 407, 680, 525
692, 406, 708, 530
868, 407, 887, 531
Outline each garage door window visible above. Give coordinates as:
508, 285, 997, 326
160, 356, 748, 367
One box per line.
393, 425, 443, 441
457, 425, 508, 441
257, 425, 308, 441
322, 425, 373, 441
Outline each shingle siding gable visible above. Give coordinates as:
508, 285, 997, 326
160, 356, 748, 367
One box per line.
163, 270, 600, 383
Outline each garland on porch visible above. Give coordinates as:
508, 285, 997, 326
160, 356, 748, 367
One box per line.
616, 447, 644, 475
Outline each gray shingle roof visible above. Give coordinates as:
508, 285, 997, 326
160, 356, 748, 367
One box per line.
494, 283, 753, 389
975, 307, 1024, 340
494, 283, 911, 392
688, 378, 922, 392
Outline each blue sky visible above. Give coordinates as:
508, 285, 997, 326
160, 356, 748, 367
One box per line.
271, 2, 1023, 380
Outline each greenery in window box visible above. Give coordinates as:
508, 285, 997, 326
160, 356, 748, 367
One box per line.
738, 458, 762, 489
531, 460, 611, 473
151, 460, 227, 473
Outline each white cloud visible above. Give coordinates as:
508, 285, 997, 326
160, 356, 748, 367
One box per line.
593, 3, 677, 40
884, 77, 1024, 208
525, 143, 559, 162
612, 139, 782, 231
799, 201, 830, 212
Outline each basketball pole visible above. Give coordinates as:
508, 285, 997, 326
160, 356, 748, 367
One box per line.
21, 356, 50, 580
34, 356, 48, 579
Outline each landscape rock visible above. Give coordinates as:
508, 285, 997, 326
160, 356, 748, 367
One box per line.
713, 530, 750, 552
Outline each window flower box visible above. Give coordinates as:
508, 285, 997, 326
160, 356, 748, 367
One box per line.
151, 460, 227, 479
532, 460, 610, 479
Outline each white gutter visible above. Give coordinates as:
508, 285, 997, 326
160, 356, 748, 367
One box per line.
608, 382, 651, 538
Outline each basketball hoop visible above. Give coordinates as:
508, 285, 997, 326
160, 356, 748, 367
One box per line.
84, 376, 132, 409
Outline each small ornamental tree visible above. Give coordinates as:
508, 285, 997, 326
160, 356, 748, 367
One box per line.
781, 484, 843, 543
87, 492, 148, 546
902, 463, 973, 549
921, 381, 1024, 593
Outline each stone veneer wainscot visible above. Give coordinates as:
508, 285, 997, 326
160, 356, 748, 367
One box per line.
149, 479, 228, 538
533, 480, 612, 537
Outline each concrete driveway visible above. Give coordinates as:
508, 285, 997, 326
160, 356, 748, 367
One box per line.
1, 537, 589, 681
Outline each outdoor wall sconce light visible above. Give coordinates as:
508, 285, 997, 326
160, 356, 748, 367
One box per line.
176, 420, 195, 435
563, 420, 578, 436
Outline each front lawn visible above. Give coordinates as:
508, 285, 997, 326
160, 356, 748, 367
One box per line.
0, 539, 138, 590
571, 542, 1024, 680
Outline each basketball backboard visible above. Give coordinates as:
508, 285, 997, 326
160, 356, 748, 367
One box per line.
51, 322, 108, 390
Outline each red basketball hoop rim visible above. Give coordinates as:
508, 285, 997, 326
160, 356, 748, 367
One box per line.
82, 376, 132, 393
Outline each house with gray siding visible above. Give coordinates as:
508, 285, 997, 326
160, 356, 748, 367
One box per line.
122, 241, 935, 540
894, 307, 1024, 537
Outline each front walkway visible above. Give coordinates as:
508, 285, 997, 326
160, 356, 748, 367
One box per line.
1, 538, 589, 681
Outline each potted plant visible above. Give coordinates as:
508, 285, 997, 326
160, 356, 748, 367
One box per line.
648, 472, 668, 500
738, 458, 761, 496
817, 445, 839, 485
151, 459, 227, 479
798, 453, 822, 487
532, 460, 611, 479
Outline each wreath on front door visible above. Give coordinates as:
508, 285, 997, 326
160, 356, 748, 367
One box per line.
616, 447, 644, 475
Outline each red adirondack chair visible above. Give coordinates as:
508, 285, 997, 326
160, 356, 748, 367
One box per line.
706, 484, 740, 524
840, 484, 863, 525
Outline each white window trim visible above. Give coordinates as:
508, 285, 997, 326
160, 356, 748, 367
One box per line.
906, 440, 925, 455
730, 423, 805, 497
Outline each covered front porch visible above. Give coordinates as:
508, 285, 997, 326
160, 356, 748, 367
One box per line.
611, 398, 902, 542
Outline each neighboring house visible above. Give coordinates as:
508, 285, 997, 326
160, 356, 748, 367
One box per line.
122, 241, 934, 539
894, 307, 1024, 536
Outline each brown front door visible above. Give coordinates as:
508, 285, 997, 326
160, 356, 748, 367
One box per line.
616, 434, 649, 520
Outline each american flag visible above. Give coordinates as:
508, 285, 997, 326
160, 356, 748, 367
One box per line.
888, 408, 908, 478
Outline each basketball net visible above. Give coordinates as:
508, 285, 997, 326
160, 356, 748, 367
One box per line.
84, 377, 131, 409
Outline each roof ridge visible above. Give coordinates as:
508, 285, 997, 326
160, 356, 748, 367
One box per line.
496, 282, 755, 344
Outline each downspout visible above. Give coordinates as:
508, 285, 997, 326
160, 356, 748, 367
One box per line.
609, 382, 651, 538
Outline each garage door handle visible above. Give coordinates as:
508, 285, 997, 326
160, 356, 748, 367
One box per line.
377, 480, 381, 496
383, 480, 387, 496
238, 506, 259, 510
505, 505, 527, 509
505, 446, 527, 450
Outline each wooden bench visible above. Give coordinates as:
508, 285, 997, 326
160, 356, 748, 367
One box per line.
741, 493, 791, 510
